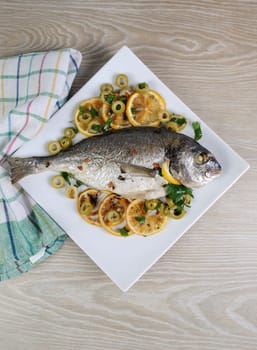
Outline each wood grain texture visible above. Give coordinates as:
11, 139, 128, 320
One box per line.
0, 1, 257, 349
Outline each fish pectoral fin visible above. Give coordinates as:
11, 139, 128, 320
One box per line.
119, 162, 156, 178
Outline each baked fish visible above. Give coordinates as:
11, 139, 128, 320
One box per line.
7, 127, 222, 199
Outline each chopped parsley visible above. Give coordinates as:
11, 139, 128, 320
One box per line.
89, 106, 98, 117
106, 93, 116, 104
75, 179, 84, 188
120, 227, 129, 236
103, 117, 113, 132
119, 96, 127, 103
60, 172, 83, 188
138, 82, 147, 89
135, 216, 145, 224
171, 116, 187, 126
166, 183, 194, 212
61, 171, 72, 185
192, 121, 202, 141
91, 124, 101, 132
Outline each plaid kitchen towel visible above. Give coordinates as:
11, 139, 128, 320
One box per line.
0, 48, 82, 280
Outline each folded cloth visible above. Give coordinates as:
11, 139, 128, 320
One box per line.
0, 48, 82, 280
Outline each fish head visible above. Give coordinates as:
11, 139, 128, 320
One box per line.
166, 137, 222, 188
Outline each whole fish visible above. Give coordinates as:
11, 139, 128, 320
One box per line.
7, 127, 222, 199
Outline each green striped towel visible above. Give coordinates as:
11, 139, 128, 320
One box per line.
0, 48, 82, 280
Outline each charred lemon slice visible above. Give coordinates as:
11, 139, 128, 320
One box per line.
74, 97, 104, 137
126, 199, 168, 236
126, 90, 166, 127
161, 160, 181, 185
98, 193, 134, 237
77, 188, 109, 226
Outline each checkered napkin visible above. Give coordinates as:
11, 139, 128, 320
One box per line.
0, 48, 82, 280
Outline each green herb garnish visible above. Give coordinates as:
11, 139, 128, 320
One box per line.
131, 107, 137, 114
120, 227, 129, 236
60, 172, 83, 187
106, 93, 116, 104
89, 106, 98, 117
103, 117, 113, 132
138, 82, 147, 89
60, 172, 72, 185
135, 216, 145, 224
119, 96, 127, 103
91, 124, 101, 132
192, 121, 202, 141
75, 179, 84, 188
171, 117, 187, 126
166, 184, 194, 211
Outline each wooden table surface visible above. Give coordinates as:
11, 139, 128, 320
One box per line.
1, 1, 257, 349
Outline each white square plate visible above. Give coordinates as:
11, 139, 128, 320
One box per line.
16, 46, 249, 291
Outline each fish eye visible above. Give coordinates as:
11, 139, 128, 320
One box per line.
194, 152, 208, 165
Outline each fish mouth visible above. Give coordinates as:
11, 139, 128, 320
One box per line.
205, 163, 222, 178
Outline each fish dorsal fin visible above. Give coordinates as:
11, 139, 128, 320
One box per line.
119, 162, 156, 178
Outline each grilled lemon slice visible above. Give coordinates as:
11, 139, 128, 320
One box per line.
126, 90, 166, 127
77, 188, 109, 226
126, 199, 168, 236
98, 193, 134, 237
74, 97, 104, 137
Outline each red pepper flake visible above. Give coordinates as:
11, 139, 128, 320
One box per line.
107, 182, 116, 190
129, 148, 136, 156
77, 165, 83, 171
153, 162, 160, 169
83, 157, 91, 164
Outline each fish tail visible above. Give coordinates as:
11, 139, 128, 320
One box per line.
7, 156, 38, 184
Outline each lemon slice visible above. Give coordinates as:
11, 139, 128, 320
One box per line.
74, 97, 104, 137
161, 160, 181, 185
126, 199, 168, 236
98, 193, 134, 237
77, 189, 109, 226
126, 90, 166, 127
